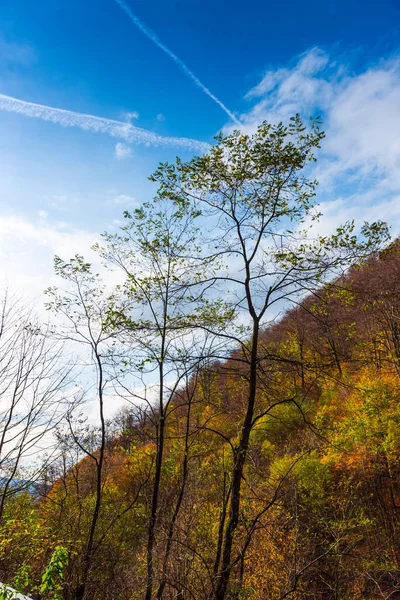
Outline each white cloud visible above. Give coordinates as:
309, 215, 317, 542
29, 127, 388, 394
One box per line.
235, 47, 334, 130
245, 47, 329, 102
232, 48, 400, 238
124, 110, 139, 121
115, 142, 133, 159
0, 92, 210, 152
0, 214, 100, 303
325, 63, 400, 176
38, 209, 48, 219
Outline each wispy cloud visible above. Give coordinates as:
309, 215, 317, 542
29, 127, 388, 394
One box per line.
124, 110, 139, 121
115, 142, 132, 159
237, 48, 400, 182
244, 47, 330, 101
232, 47, 334, 132
233, 48, 400, 238
0, 92, 210, 152
114, 0, 240, 125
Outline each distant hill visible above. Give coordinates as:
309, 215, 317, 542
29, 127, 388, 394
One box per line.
0, 477, 39, 497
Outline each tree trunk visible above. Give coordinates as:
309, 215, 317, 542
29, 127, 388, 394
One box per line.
214, 320, 259, 600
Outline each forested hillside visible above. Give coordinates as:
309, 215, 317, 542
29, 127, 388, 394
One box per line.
3, 240, 400, 600
1, 120, 398, 600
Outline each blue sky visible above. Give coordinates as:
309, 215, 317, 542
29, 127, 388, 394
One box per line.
1, 0, 400, 298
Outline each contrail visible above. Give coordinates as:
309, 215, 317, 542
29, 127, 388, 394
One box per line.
114, 0, 240, 125
0, 92, 210, 152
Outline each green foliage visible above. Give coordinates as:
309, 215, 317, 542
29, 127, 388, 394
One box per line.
296, 452, 332, 502
40, 547, 68, 600
0, 494, 47, 583
13, 563, 32, 595
0, 586, 16, 600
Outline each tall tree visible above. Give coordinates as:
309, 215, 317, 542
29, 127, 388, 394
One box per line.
149, 116, 389, 599
97, 196, 229, 600
46, 257, 118, 600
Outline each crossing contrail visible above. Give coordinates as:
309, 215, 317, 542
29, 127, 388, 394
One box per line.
0, 92, 210, 152
114, 0, 240, 125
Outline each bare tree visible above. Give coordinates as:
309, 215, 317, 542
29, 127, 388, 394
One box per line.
0, 289, 71, 520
